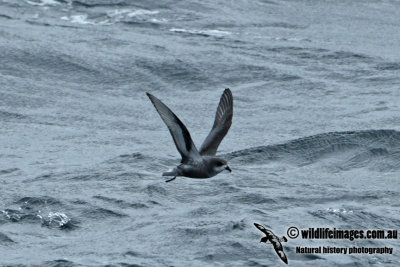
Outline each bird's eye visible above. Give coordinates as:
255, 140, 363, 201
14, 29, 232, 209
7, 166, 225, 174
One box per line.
217, 162, 224, 166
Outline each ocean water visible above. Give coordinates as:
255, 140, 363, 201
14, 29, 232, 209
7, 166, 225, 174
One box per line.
1, 0, 400, 266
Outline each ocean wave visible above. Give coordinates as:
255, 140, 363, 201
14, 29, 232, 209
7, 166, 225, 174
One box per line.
17, 196, 63, 206
1, 196, 78, 230
1, 208, 78, 230
268, 46, 374, 65
25, 0, 60, 6
135, 58, 210, 86
0, 232, 15, 244
0, 168, 20, 175
107, 8, 159, 18
39, 211, 78, 230
226, 129, 400, 172
142, 184, 167, 197
60, 8, 161, 26
1, 208, 39, 224
60, 14, 99, 25
234, 193, 277, 205
0, 14, 13, 19
81, 207, 128, 219
375, 62, 400, 71
1, 46, 102, 83
93, 195, 148, 209
71, 0, 129, 7
169, 28, 232, 38
0, 110, 27, 120
40, 259, 78, 267
310, 205, 400, 229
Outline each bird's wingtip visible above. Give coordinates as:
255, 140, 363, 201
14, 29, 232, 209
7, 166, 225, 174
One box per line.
146, 92, 156, 102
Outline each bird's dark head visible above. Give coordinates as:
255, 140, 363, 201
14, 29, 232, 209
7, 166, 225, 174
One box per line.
260, 236, 269, 243
210, 158, 231, 175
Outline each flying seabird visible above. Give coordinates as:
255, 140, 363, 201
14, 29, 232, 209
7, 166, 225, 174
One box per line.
254, 223, 288, 264
146, 88, 233, 182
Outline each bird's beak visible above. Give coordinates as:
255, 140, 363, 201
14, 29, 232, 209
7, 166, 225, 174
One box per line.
225, 166, 232, 173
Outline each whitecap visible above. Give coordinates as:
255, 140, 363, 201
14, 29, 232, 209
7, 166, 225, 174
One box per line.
70, 14, 92, 25
150, 18, 168, 23
127, 10, 159, 17
45, 211, 71, 227
326, 207, 353, 214
25, 0, 60, 6
62, 14, 96, 25
169, 28, 231, 37
106, 9, 159, 19
61, 9, 161, 26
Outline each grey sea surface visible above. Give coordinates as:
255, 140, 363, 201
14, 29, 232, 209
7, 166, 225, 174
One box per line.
1, 0, 400, 266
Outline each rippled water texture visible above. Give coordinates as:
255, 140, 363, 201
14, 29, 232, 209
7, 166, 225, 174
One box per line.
1, 0, 400, 266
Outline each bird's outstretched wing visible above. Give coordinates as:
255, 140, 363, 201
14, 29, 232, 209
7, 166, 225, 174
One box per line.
272, 244, 288, 264
199, 88, 233, 156
147, 93, 202, 163
254, 223, 273, 236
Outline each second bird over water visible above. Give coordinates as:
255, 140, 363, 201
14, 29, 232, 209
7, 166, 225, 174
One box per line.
146, 88, 233, 182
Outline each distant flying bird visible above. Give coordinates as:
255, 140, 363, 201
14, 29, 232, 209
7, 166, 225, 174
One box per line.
146, 88, 233, 182
254, 223, 288, 264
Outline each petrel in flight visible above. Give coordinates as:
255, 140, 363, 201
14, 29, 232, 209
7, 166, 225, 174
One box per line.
146, 88, 233, 182
254, 223, 288, 264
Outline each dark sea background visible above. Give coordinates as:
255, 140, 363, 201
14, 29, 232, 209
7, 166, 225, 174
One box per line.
1, 0, 400, 266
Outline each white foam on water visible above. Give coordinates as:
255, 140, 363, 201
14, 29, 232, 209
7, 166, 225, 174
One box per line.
47, 211, 70, 227
25, 0, 59, 6
106, 8, 159, 19
127, 9, 159, 17
61, 14, 97, 25
327, 207, 354, 214
169, 28, 232, 37
60, 9, 161, 26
